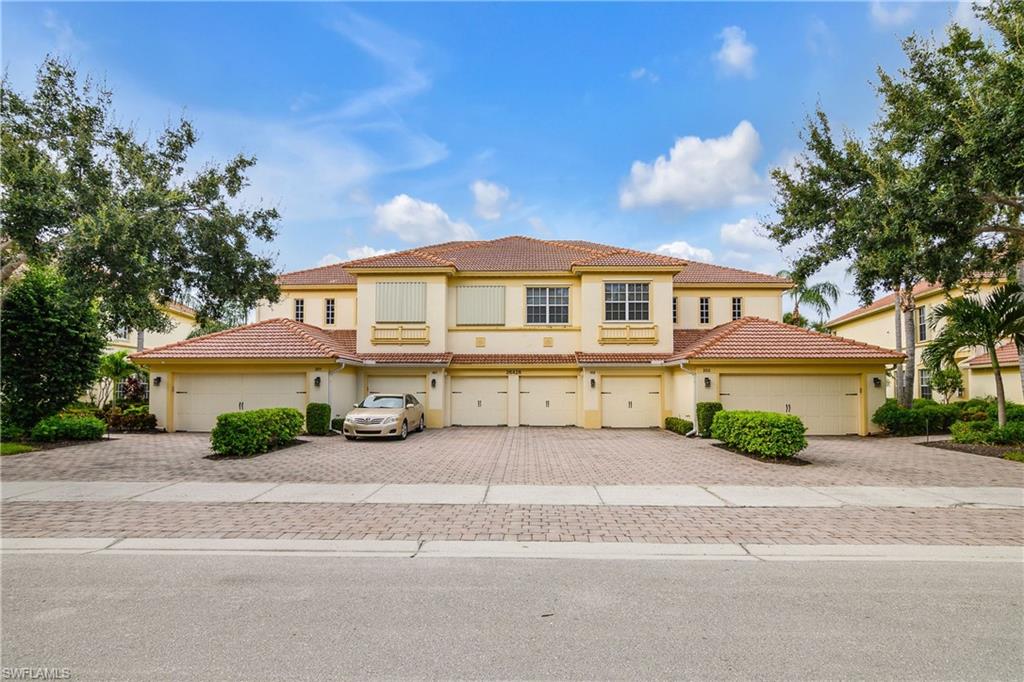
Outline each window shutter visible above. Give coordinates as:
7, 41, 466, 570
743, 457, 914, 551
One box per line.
375, 282, 427, 322
457, 286, 505, 325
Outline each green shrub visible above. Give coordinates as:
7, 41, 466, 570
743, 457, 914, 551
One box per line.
305, 402, 331, 436
696, 402, 723, 438
30, 414, 106, 442
101, 406, 158, 432
873, 399, 961, 435
210, 407, 304, 456
710, 410, 807, 458
0, 419, 25, 443
330, 417, 345, 432
985, 401, 1024, 423
1004, 450, 1024, 463
951, 420, 993, 444
991, 422, 1024, 445
664, 417, 694, 435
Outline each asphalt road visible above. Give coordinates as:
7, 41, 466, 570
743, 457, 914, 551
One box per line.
2, 554, 1022, 680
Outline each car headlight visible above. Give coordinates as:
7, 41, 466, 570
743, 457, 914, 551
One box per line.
344, 415, 355, 423
382, 415, 398, 424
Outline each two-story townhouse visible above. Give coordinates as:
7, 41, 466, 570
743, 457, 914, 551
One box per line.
105, 301, 198, 355
133, 236, 901, 435
827, 279, 1007, 400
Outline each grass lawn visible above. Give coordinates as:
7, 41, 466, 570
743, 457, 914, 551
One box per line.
1, 442, 37, 456
1004, 450, 1024, 463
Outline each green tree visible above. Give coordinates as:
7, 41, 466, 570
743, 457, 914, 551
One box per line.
922, 284, 1024, 426
0, 57, 281, 335
777, 270, 841, 322
928, 366, 965, 405
88, 350, 142, 410
0, 267, 105, 428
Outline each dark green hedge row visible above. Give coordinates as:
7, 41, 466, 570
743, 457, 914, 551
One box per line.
873, 398, 1023, 436
951, 420, 1024, 445
210, 407, 305, 456
30, 414, 106, 442
664, 417, 693, 435
696, 402, 723, 438
710, 410, 808, 458
306, 402, 331, 436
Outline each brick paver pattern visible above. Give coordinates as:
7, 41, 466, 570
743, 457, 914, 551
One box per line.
2, 429, 1022, 487
2, 501, 1020, 545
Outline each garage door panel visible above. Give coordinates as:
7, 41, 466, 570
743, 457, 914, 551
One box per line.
174, 373, 306, 432
719, 374, 859, 435
241, 374, 307, 412
367, 375, 427, 399
519, 376, 577, 426
601, 376, 661, 428
451, 376, 508, 426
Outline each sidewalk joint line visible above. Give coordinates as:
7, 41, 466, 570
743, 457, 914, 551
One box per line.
701, 486, 732, 506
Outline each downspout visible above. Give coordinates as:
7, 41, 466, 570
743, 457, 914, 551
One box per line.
678, 361, 698, 436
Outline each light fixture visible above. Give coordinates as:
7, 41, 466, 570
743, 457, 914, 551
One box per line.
153, 377, 162, 387
431, 378, 437, 388
314, 376, 321, 388
873, 377, 882, 388
590, 378, 596, 389
704, 377, 712, 389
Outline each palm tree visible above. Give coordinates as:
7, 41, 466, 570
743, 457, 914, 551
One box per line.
90, 351, 141, 409
923, 283, 1024, 427
777, 270, 841, 323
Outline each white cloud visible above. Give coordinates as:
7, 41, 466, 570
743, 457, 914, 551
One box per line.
43, 9, 84, 54
654, 240, 714, 262
471, 180, 510, 221
317, 253, 343, 267
806, 18, 837, 57
953, 1, 990, 32
720, 217, 775, 252
346, 245, 395, 260
713, 26, 756, 78
869, 2, 916, 28
374, 194, 476, 244
620, 120, 764, 211
528, 217, 550, 236
630, 67, 660, 83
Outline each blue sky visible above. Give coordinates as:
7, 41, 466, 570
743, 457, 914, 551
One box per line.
2, 1, 982, 315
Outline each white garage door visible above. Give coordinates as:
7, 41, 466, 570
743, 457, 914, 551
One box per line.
367, 375, 427, 401
519, 376, 577, 426
174, 373, 307, 431
718, 374, 860, 435
451, 376, 508, 426
600, 376, 661, 428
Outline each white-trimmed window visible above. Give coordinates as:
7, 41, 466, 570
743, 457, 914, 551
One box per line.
672, 297, 677, 324
294, 299, 305, 323
919, 368, 932, 400
325, 298, 335, 326
917, 305, 927, 342
699, 297, 710, 325
732, 297, 743, 320
526, 287, 569, 324
604, 283, 649, 322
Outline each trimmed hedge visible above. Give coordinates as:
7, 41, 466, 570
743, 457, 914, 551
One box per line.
331, 417, 345, 432
306, 402, 331, 436
665, 417, 694, 435
210, 407, 305, 456
951, 420, 1024, 445
711, 410, 808, 458
696, 402, 723, 438
872, 399, 961, 436
102, 405, 158, 432
30, 414, 106, 442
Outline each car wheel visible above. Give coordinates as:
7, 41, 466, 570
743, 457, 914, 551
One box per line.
399, 420, 408, 440
345, 435, 356, 441
417, 415, 425, 432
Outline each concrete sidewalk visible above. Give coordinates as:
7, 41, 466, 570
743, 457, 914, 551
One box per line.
2, 480, 1022, 508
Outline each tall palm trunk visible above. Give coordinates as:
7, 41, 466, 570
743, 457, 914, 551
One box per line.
901, 288, 917, 406
991, 350, 1007, 427
1017, 261, 1024, 401
893, 291, 904, 405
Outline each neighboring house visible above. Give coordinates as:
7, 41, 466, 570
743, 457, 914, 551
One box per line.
966, 344, 1022, 404
106, 301, 198, 354
132, 236, 900, 435
827, 280, 1005, 400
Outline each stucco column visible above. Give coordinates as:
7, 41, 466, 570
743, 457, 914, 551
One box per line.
582, 369, 600, 428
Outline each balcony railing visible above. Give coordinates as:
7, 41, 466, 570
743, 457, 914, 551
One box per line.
598, 324, 658, 345
371, 325, 430, 345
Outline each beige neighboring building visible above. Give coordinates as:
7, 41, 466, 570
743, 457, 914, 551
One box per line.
106, 301, 198, 355
133, 236, 901, 435
828, 280, 1006, 401
966, 344, 1022, 404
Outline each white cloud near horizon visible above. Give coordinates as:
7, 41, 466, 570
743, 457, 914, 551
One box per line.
374, 194, 476, 243
713, 26, 756, 78
720, 217, 775, 252
471, 180, 510, 220
869, 2, 916, 28
654, 240, 714, 262
629, 67, 660, 83
620, 121, 764, 211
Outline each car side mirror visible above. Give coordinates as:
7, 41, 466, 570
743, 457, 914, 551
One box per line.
406, 403, 414, 409
353, 403, 359, 408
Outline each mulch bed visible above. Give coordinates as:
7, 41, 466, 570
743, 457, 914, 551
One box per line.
204, 438, 311, 460
920, 440, 1021, 460
711, 443, 812, 466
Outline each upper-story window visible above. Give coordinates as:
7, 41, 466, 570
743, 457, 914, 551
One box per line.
376, 282, 426, 323
732, 297, 743, 320
325, 298, 335, 326
458, 286, 506, 325
294, 299, 305, 323
604, 283, 649, 322
916, 305, 927, 342
699, 297, 710, 325
672, 297, 677, 324
526, 287, 569, 324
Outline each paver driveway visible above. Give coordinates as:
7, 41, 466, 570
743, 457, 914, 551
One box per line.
2, 427, 1021, 487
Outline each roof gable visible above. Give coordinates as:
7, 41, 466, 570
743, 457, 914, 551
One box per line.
131, 319, 358, 360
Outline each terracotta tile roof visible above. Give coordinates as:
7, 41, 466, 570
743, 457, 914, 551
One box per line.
360, 353, 453, 365
967, 343, 1019, 368
131, 319, 359, 361
671, 261, 791, 286
574, 351, 674, 364
277, 263, 357, 286
451, 353, 577, 365
671, 317, 904, 361
827, 281, 942, 326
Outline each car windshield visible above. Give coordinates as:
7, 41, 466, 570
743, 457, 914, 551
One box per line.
359, 395, 405, 409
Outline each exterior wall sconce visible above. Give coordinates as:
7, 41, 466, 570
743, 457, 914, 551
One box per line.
590, 378, 596, 389
704, 377, 712, 389
153, 377, 162, 387
314, 377, 321, 388
873, 377, 882, 388
431, 378, 437, 388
